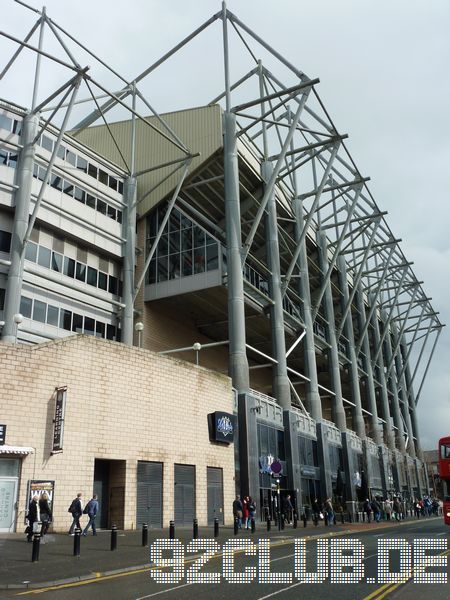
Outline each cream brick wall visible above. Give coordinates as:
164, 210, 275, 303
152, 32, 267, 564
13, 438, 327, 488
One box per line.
0, 336, 235, 531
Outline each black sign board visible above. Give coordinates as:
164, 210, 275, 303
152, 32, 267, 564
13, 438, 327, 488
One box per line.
208, 411, 236, 444
52, 387, 67, 453
0, 424, 6, 445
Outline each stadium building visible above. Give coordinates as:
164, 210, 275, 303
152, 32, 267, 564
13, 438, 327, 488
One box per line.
0, 4, 443, 532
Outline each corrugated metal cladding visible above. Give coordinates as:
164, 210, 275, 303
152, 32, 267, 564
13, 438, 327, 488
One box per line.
207, 466, 224, 525
72, 105, 223, 218
174, 464, 196, 525
136, 461, 163, 528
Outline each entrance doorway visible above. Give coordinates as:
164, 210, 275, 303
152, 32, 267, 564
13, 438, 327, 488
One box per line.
0, 458, 20, 533
136, 461, 163, 528
207, 467, 224, 525
174, 464, 195, 526
93, 458, 126, 529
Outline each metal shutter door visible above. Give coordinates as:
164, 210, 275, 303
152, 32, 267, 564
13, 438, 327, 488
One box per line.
207, 467, 224, 525
174, 464, 195, 525
136, 461, 163, 528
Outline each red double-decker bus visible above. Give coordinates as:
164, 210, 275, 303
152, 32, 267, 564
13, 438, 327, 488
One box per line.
438, 437, 450, 525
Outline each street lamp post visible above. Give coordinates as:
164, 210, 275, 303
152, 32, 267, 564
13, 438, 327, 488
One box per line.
13, 313, 23, 344
134, 322, 144, 348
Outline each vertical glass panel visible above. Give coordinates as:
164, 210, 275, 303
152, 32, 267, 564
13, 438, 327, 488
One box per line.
57, 145, 66, 160
193, 247, 205, 274
98, 169, 108, 185
87, 266, 98, 287
12, 120, 22, 135
41, 135, 53, 152
157, 256, 168, 282
158, 234, 168, 256
181, 251, 192, 277
0, 149, 8, 165
8, 155, 18, 169
86, 194, 96, 209
180, 213, 192, 229
277, 430, 286, 460
206, 244, 219, 270
76, 156, 88, 173
0, 231, 12, 253
95, 321, 105, 338
168, 230, 180, 253
106, 324, 116, 340
206, 234, 216, 246
98, 271, 108, 290
51, 252, 63, 273
66, 150, 76, 166
37, 246, 51, 268
107, 205, 116, 220
63, 181, 74, 197
20, 296, 32, 318
60, 309, 72, 331
181, 228, 192, 251
168, 253, 180, 279
0, 458, 20, 476
117, 210, 122, 224
169, 210, 180, 232
50, 175, 62, 190
84, 317, 95, 335
118, 181, 123, 195
63, 256, 75, 278
108, 176, 117, 191
0, 114, 12, 131
96, 199, 107, 215
71, 313, 83, 333
75, 262, 86, 282
148, 211, 158, 237
46, 304, 59, 327
88, 163, 98, 179
74, 187, 86, 203
148, 259, 157, 284
108, 275, 118, 295
193, 227, 205, 247
33, 299, 46, 323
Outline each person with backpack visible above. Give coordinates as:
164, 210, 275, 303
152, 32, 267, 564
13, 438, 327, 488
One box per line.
68, 492, 83, 535
248, 496, 257, 526
82, 494, 99, 536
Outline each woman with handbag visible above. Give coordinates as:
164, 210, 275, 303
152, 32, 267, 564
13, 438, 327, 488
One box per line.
26, 496, 39, 542
39, 492, 52, 540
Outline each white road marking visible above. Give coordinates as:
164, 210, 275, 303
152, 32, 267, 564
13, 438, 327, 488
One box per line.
135, 582, 193, 599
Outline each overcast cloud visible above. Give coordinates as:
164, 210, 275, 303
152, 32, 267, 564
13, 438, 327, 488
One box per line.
1, 0, 449, 451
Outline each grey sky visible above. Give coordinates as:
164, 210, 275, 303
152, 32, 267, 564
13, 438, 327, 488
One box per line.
1, 0, 449, 451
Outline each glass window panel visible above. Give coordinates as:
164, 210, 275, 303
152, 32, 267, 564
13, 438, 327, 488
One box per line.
37, 165, 45, 181
180, 213, 192, 229
0, 230, 12, 253
57, 145, 66, 160
63, 181, 74, 197
206, 244, 219, 270
107, 205, 116, 220
0, 288, 6, 310
12, 120, 22, 135
84, 316, 95, 335
42, 135, 53, 152
74, 187, 86, 203
0, 149, 9, 165
108, 275, 118, 295
98, 169, 108, 185
95, 321, 105, 338
181, 229, 192, 251
37, 245, 51, 268
118, 180, 123, 195
87, 266, 97, 287
20, 296, 32, 318
76, 156, 88, 173
277, 429, 286, 460
108, 176, 117, 191
46, 304, 59, 327
88, 163, 98, 179
75, 262, 86, 282
33, 299, 46, 323
148, 211, 158, 237
206, 234, 216, 246
51, 252, 63, 272
117, 210, 122, 224
50, 175, 62, 190
98, 271, 108, 290
8, 155, 17, 169
181, 251, 192, 277
193, 227, 205, 248
169, 210, 180, 232
63, 256, 75, 278
66, 150, 76, 166
168, 231, 180, 254
25, 242, 37, 262
0, 114, 12, 131
96, 199, 107, 215
118, 280, 122, 297
157, 255, 168, 282
168, 254, 180, 279
86, 194, 96, 209
59, 308, 72, 331
148, 259, 156, 284
72, 313, 83, 333
193, 247, 205, 274
106, 324, 116, 340
158, 234, 168, 256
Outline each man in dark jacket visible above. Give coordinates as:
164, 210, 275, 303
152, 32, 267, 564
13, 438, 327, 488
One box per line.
82, 494, 99, 536
232, 495, 243, 529
68, 492, 83, 535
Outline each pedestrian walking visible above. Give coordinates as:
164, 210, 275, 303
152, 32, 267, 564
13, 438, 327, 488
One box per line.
82, 494, 99, 536
39, 492, 52, 541
324, 498, 334, 524
312, 498, 323, 524
371, 498, 381, 523
232, 495, 243, 529
242, 496, 250, 529
248, 496, 257, 524
25, 496, 39, 542
363, 499, 372, 523
68, 492, 83, 535
393, 496, 401, 521
283, 494, 293, 524
384, 498, 392, 521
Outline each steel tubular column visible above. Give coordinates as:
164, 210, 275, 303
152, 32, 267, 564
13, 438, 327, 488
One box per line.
317, 230, 346, 430
369, 298, 395, 451
382, 315, 406, 453
262, 162, 291, 408
2, 113, 39, 343
392, 326, 416, 459
355, 283, 381, 444
337, 255, 365, 438
223, 111, 250, 393
121, 176, 137, 345
401, 336, 422, 460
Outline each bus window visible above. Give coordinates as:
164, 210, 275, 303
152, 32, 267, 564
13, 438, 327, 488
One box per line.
441, 444, 450, 459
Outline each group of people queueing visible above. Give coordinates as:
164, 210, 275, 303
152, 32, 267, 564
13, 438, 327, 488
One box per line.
232, 495, 257, 528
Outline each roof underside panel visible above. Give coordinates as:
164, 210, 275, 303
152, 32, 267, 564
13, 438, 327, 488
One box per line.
72, 104, 223, 217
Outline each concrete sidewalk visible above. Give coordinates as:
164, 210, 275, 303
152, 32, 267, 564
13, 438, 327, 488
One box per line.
0, 517, 439, 590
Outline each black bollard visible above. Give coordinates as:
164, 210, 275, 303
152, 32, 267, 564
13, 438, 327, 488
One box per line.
234, 517, 239, 535
341, 513, 345, 525
280, 514, 285, 530
31, 533, 41, 562
214, 517, 219, 538
333, 515, 337, 525
324, 513, 328, 526
349, 512, 353, 523
302, 513, 307, 528
142, 523, 148, 547
193, 518, 198, 539
110, 524, 118, 551
362, 512, 366, 522
293, 513, 298, 529
251, 517, 255, 533
266, 516, 271, 532
73, 528, 81, 557
169, 520, 175, 540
